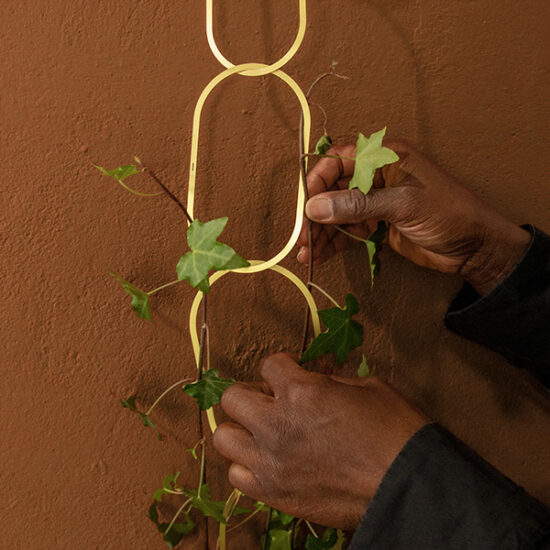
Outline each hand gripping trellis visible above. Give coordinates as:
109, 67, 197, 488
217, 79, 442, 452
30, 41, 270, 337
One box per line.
188, 0, 321, 433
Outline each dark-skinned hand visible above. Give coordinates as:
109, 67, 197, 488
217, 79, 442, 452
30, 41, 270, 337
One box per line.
212, 353, 429, 530
297, 140, 530, 295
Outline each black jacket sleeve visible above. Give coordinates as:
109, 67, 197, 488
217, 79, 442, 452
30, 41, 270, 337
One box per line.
445, 225, 550, 387
349, 423, 550, 550
350, 226, 550, 549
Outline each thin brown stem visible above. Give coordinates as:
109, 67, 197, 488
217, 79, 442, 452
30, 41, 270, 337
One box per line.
302, 153, 355, 162
197, 296, 209, 549
138, 162, 194, 224
299, 105, 313, 356
262, 506, 273, 550
299, 67, 349, 355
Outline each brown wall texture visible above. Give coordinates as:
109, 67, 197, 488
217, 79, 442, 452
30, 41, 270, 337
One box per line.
2, 1, 549, 548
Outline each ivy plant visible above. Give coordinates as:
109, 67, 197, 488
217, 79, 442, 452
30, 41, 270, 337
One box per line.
97, 56, 398, 549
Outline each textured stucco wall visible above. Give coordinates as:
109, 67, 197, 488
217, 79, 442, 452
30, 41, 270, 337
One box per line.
2, 1, 549, 548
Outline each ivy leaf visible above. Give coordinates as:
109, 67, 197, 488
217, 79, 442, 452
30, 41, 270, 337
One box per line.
147, 502, 194, 549
153, 472, 183, 502
260, 508, 294, 550
186, 447, 198, 460
264, 529, 292, 550
183, 484, 248, 524
94, 163, 162, 197
357, 354, 373, 378
314, 134, 333, 155
365, 221, 387, 288
110, 271, 153, 321
176, 217, 249, 293
300, 294, 363, 365
121, 395, 162, 440
306, 528, 339, 550
182, 369, 235, 410
349, 127, 399, 194
94, 164, 140, 181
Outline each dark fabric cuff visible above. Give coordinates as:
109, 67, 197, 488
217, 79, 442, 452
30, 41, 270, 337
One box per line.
445, 225, 550, 387
349, 423, 550, 550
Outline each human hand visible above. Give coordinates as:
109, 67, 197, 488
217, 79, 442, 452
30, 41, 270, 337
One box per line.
297, 140, 530, 295
212, 353, 429, 529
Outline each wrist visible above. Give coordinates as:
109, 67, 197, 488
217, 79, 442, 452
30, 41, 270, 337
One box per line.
461, 225, 531, 296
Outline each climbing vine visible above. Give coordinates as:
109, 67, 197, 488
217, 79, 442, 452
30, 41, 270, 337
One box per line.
96, 1, 398, 548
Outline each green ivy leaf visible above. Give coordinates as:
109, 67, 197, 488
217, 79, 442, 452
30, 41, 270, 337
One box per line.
183, 484, 248, 524
176, 217, 249, 293
305, 528, 339, 550
121, 395, 162, 440
365, 221, 387, 288
349, 128, 399, 194
186, 447, 198, 460
147, 502, 195, 549
300, 294, 363, 365
153, 472, 183, 502
271, 510, 294, 527
314, 134, 333, 155
182, 369, 235, 410
110, 271, 153, 321
264, 529, 292, 550
94, 164, 140, 181
357, 354, 372, 378
94, 163, 162, 197
260, 508, 294, 550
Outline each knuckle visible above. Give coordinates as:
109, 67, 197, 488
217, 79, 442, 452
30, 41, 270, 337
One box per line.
286, 373, 325, 404
260, 352, 290, 379
327, 144, 356, 157
341, 190, 367, 218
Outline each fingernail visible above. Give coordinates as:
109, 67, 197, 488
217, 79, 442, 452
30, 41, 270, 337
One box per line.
297, 246, 307, 263
306, 198, 333, 221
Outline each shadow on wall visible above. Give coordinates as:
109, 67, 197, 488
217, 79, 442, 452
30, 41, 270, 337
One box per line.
363, 0, 429, 149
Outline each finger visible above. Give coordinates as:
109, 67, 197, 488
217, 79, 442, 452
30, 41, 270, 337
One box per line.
299, 229, 354, 266
330, 374, 379, 387
221, 383, 273, 433
239, 380, 274, 396
382, 139, 441, 188
297, 215, 330, 248
259, 353, 306, 397
305, 188, 409, 225
227, 463, 262, 498
300, 224, 337, 262
212, 422, 261, 468
306, 145, 356, 195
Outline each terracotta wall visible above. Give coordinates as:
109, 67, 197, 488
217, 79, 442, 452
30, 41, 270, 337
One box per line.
2, 1, 549, 548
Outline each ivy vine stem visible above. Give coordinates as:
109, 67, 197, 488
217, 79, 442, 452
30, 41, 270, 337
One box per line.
262, 506, 274, 550
302, 153, 356, 162
198, 437, 206, 495
197, 298, 209, 550
308, 282, 341, 309
147, 279, 182, 296
300, 66, 350, 355
226, 504, 263, 533
334, 224, 369, 244
163, 498, 193, 536
305, 520, 319, 538
144, 378, 193, 416
137, 161, 194, 224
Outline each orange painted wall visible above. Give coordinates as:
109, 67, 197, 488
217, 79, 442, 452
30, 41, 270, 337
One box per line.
2, 1, 549, 548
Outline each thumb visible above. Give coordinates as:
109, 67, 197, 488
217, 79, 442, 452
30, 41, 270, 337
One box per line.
305, 188, 405, 225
